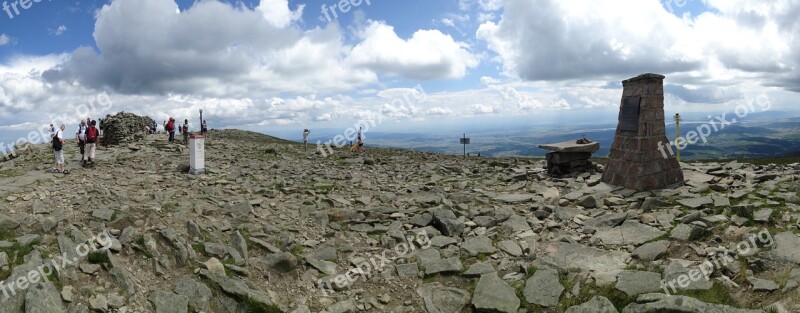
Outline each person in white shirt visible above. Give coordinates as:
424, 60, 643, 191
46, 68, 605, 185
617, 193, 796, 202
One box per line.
303, 129, 310, 150
52, 124, 68, 174
76, 119, 88, 163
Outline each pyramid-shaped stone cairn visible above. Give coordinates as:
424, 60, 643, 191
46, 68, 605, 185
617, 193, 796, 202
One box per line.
602, 73, 684, 191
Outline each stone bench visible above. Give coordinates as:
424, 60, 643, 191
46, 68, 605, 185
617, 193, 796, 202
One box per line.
538, 140, 600, 175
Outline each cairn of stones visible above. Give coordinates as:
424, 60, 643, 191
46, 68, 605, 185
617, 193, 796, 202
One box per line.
100, 112, 155, 146
602, 73, 684, 191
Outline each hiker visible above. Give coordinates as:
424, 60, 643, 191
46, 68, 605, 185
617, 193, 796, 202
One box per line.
49, 124, 55, 138
152, 121, 158, 134
201, 120, 208, 135
85, 120, 99, 164
166, 118, 176, 144
182, 119, 189, 144
52, 124, 68, 174
303, 129, 310, 150
76, 119, 87, 163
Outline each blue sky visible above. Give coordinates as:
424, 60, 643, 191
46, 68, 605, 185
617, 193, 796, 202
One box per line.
0, 0, 798, 146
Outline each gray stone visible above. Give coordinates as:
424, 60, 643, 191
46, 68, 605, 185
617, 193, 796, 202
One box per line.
594, 221, 665, 246
677, 196, 713, 209
463, 262, 495, 277
109, 267, 136, 295
147, 291, 189, 313
25, 282, 66, 313
425, 257, 462, 275
306, 257, 338, 276
328, 299, 356, 313
174, 277, 212, 312
583, 212, 627, 231
460, 236, 496, 256
640, 197, 671, 212
661, 262, 713, 292
631, 241, 669, 261
523, 268, 564, 307
748, 277, 779, 292
91, 208, 115, 221
89, 295, 108, 312
198, 270, 275, 309
670, 224, 706, 241
431, 208, 464, 237
498, 240, 522, 257
396, 263, 419, 278
565, 296, 618, 313
231, 230, 248, 260
266, 252, 298, 272
621, 293, 762, 313
472, 273, 519, 313
0, 214, 20, 232
615, 271, 662, 297
754, 208, 773, 222
417, 285, 470, 313
537, 242, 629, 285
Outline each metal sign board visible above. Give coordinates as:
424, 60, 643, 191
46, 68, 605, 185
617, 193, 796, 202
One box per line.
619, 96, 641, 132
460, 138, 470, 144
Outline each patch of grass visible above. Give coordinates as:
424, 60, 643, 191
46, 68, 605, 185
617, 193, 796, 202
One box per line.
87, 251, 111, 265
673, 283, 736, 306
559, 282, 635, 311
161, 202, 179, 212
191, 242, 206, 254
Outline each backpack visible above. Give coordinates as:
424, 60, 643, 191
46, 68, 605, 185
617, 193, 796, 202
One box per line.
86, 126, 98, 143
52, 130, 62, 151
167, 121, 175, 132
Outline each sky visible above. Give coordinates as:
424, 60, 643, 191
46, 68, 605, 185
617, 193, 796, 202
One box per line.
0, 0, 798, 146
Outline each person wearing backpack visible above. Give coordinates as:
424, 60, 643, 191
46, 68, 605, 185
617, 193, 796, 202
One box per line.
76, 119, 88, 164
52, 124, 68, 174
85, 120, 100, 165
166, 118, 176, 144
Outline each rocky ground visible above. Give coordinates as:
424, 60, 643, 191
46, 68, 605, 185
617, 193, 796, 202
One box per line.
0, 129, 799, 313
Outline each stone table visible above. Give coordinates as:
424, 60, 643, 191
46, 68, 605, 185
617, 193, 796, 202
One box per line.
539, 140, 600, 175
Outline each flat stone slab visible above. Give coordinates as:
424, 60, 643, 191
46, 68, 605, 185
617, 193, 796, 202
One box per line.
774, 232, 800, 264
615, 271, 662, 297
537, 242, 629, 284
472, 273, 519, 313
524, 268, 564, 307
622, 293, 762, 313
677, 197, 713, 209
565, 296, 618, 313
417, 284, 470, 313
593, 221, 665, 246
539, 141, 600, 153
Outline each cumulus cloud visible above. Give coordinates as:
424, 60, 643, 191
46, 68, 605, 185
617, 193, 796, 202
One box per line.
348, 21, 479, 80
256, 0, 304, 28
477, 0, 800, 94
0, 34, 10, 46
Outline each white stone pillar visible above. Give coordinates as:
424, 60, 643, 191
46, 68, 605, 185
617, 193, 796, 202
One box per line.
189, 134, 205, 175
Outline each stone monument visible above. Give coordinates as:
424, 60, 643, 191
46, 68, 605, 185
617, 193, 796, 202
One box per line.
539, 140, 600, 175
602, 73, 683, 191
189, 134, 205, 175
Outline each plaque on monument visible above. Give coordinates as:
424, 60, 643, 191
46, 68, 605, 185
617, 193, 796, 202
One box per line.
619, 96, 641, 132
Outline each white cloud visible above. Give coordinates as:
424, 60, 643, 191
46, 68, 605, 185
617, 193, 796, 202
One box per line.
54, 25, 67, 36
256, 0, 304, 28
0, 34, 10, 46
348, 21, 479, 80
477, 0, 800, 93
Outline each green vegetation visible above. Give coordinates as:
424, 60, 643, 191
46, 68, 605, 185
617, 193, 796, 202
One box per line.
87, 251, 111, 265
674, 283, 737, 306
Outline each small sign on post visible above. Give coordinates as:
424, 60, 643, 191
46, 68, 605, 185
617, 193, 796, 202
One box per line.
189, 134, 205, 175
460, 133, 470, 157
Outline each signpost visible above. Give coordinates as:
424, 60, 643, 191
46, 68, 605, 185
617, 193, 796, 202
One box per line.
674, 113, 682, 162
460, 133, 470, 157
199, 109, 204, 134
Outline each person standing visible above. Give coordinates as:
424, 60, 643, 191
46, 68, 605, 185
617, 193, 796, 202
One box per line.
182, 119, 189, 144
49, 124, 55, 138
85, 120, 100, 165
76, 119, 88, 164
166, 118, 176, 144
201, 120, 208, 135
303, 129, 310, 150
52, 124, 68, 174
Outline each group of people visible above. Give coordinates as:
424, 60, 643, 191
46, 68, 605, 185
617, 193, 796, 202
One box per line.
50, 118, 101, 174
162, 118, 208, 144
302, 127, 365, 152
